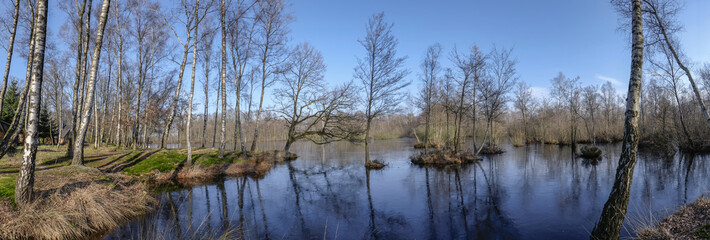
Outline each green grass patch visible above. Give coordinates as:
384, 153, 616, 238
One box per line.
122, 150, 186, 175
0, 174, 16, 205
696, 224, 710, 239
195, 153, 241, 167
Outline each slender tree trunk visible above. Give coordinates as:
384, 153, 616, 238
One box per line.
424, 102, 430, 154
219, 0, 227, 157
0, 0, 20, 114
213, 77, 219, 147
647, 3, 710, 128
68, 0, 88, 158
15, 0, 47, 207
522, 110, 528, 144
100, 53, 112, 146
72, 0, 111, 165
472, 84, 478, 149
114, 2, 123, 147
590, 0, 643, 238
672, 84, 693, 148
202, 55, 210, 149
56, 81, 62, 148
162, 24, 193, 149
75, 0, 93, 151
365, 118, 371, 164
186, 0, 199, 165
93, 84, 98, 148
0, 2, 36, 159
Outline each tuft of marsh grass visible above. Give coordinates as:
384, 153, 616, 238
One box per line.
0, 167, 155, 239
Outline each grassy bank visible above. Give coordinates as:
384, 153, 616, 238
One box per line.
0, 145, 296, 239
636, 197, 710, 240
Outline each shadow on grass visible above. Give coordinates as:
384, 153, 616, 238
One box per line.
103, 150, 160, 173
91, 152, 132, 170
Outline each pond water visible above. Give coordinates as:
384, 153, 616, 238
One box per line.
105, 138, 710, 240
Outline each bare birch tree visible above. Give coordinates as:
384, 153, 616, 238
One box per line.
591, 0, 644, 238
514, 81, 534, 143
161, 0, 207, 149
71, 0, 112, 165
354, 12, 409, 166
418, 43, 442, 154
15, 0, 47, 207
186, 0, 213, 164
113, 0, 125, 147
249, 0, 291, 152
274, 43, 331, 152
228, 0, 256, 153
0, 0, 20, 115
218, 0, 227, 157
642, 0, 710, 129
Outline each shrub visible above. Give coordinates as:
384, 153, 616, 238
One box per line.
579, 145, 602, 159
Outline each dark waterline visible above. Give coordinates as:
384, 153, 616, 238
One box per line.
105, 139, 709, 240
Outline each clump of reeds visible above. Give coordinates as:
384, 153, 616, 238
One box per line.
479, 144, 504, 155
411, 150, 479, 166
579, 145, 602, 159
365, 160, 386, 169
413, 142, 442, 149
225, 159, 273, 178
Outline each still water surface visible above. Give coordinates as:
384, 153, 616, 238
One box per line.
105, 139, 709, 239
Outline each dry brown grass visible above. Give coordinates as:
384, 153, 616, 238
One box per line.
225, 160, 273, 178
0, 166, 155, 240
365, 160, 386, 169
636, 197, 710, 240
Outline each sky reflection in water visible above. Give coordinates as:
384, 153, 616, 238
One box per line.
105, 139, 710, 240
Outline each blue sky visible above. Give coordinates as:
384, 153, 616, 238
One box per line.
287, 0, 710, 97
2, 0, 710, 114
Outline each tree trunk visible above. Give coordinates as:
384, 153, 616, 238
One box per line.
114, 2, 123, 147
648, 4, 710, 129
0, 2, 36, 159
365, 118, 371, 165
93, 82, 98, 148
590, 0, 643, 238
186, 0, 199, 165
15, 0, 47, 207
202, 55, 209, 149
56, 81, 62, 149
68, 0, 88, 158
219, 0, 227, 158
0, 0, 20, 115
212, 76, 219, 147
71, 0, 111, 165
672, 83, 694, 148
162, 23, 193, 149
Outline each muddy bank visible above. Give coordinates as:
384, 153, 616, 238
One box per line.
636, 197, 710, 240
153, 150, 297, 185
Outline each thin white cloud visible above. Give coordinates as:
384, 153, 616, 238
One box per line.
596, 74, 622, 85
529, 87, 549, 98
